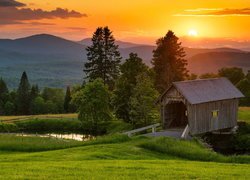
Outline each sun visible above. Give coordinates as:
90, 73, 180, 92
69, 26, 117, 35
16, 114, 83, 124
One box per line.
188, 29, 198, 37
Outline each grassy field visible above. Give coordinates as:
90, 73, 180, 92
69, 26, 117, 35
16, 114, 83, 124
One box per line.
0, 108, 249, 179
0, 134, 249, 179
0, 114, 77, 123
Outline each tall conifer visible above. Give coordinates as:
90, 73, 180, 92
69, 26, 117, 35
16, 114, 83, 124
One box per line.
17, 71, 30, 115
152, 30, 188, 93
84, 26, 121, 89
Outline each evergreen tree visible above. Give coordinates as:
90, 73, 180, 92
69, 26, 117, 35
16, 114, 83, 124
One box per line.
113, 53, 148, 122
30, 85, 39, 100
0, 78, 9, 115
152, 30, 188, 93
84, 26, 121, 89
17, 71, 30, 115
64, 86, 72, 113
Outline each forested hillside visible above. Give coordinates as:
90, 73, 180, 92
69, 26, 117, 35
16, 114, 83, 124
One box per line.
0, 34, 249, 88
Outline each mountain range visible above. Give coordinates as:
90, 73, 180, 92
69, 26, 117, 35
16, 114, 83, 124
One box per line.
0, 34, 249, 89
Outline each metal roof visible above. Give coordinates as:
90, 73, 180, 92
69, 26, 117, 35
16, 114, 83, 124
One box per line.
169, 78, 244, 104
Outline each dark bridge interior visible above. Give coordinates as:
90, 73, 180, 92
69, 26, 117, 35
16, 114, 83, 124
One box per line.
163, 102, 188, 129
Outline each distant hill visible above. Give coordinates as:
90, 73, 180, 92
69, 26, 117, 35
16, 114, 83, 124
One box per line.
0, 34, 249, 88
187, 51, 250, 74
78, 38, 145, 48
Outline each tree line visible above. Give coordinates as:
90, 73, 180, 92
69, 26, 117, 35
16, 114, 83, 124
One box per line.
1, 26, 249, 135
0, 72, 75, 115
73, 27, 250, 135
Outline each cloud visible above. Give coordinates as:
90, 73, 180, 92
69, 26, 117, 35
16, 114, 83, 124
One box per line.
175, 8, 250, 17
0, 0, 25, 7
67, 27, 86, 31
0, 7, 87, 25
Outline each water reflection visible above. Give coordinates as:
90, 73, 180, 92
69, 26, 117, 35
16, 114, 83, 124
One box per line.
13, 133, 94, 141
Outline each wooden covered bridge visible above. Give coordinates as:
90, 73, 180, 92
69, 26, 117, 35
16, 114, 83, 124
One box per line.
156, 77, 244, 137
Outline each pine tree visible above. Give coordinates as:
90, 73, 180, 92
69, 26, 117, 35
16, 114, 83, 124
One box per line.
0, 78, 9, 115
84, 26, 121, 89
64, 86, 72, 113
17, 71, 31, 115
152, 30, 188, 93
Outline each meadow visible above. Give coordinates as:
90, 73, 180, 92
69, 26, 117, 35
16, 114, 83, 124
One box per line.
0, 108, 249, 179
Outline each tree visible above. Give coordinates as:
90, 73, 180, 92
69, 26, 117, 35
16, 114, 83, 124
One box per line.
129, 73, 160, 128
30, 96, 46, 114
246, 70, 250, 81
113, 53, 148, 122
199, 73, 219, 79
187, 73, 198, 80
42, 88, 64, 113
72, 79, 112, 135
17, 72, 30, 115
84, 26, 121, 89
64, 86, 72, 113
0, 78, 9, 115
152, 30, 188, 93
237, 78, 250, 106
30, 85, 39, 100
4, 101, 15, 115
218, 67, 245, 85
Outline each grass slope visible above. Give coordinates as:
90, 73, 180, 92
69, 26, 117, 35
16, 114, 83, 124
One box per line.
0, 134, 249, 179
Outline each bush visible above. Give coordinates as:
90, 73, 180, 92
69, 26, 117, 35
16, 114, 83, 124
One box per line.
139, 137, 227, 162
0, 123, 18, 133
16, 119, 82, 134
233, 122, 250, 151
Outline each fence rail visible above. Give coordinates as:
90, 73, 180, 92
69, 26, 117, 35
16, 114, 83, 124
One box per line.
123, 123, 161, 137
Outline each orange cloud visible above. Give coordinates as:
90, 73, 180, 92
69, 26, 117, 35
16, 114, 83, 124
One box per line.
175, 8, 250, 16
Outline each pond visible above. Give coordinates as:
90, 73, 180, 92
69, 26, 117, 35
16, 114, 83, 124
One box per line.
4, 133, 94, 141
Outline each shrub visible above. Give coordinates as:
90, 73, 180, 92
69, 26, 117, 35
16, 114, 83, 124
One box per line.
16, 119, 82, 134
0, 123, 18, 133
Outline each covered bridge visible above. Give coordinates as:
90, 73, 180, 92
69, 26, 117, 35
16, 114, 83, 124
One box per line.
157, 78, 244, 135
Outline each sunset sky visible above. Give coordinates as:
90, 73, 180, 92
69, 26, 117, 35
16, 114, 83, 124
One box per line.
0, 0, 250, 44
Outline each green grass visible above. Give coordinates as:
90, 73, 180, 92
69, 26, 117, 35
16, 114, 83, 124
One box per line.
238, 107, 250, 123
0, 134, 84, 152
0, 134, 249, 179
0, 108, 249, 179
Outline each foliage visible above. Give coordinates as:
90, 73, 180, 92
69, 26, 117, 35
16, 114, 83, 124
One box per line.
72, 79, 112, 135
30, 96, 46, 114
15, 119, 82, 134
233, 122, 250, 151
0, 78, 9, 115
16, 71, 31, 115
3, 101, 15, 115
0, 123, 18, 133
199, 73, 219, 79
129, 73, 160, 127
237, 79, 250, 106
187, 73, 198, 80
64, 86, 72, 113
84, 27, 121, 89
42, 87, 64, 113
218, 67, 245, 85
152, 30, 188, 93
112, 53, 148, 123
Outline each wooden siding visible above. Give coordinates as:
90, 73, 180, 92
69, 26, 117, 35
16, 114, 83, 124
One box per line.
187, 99, 238, 134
